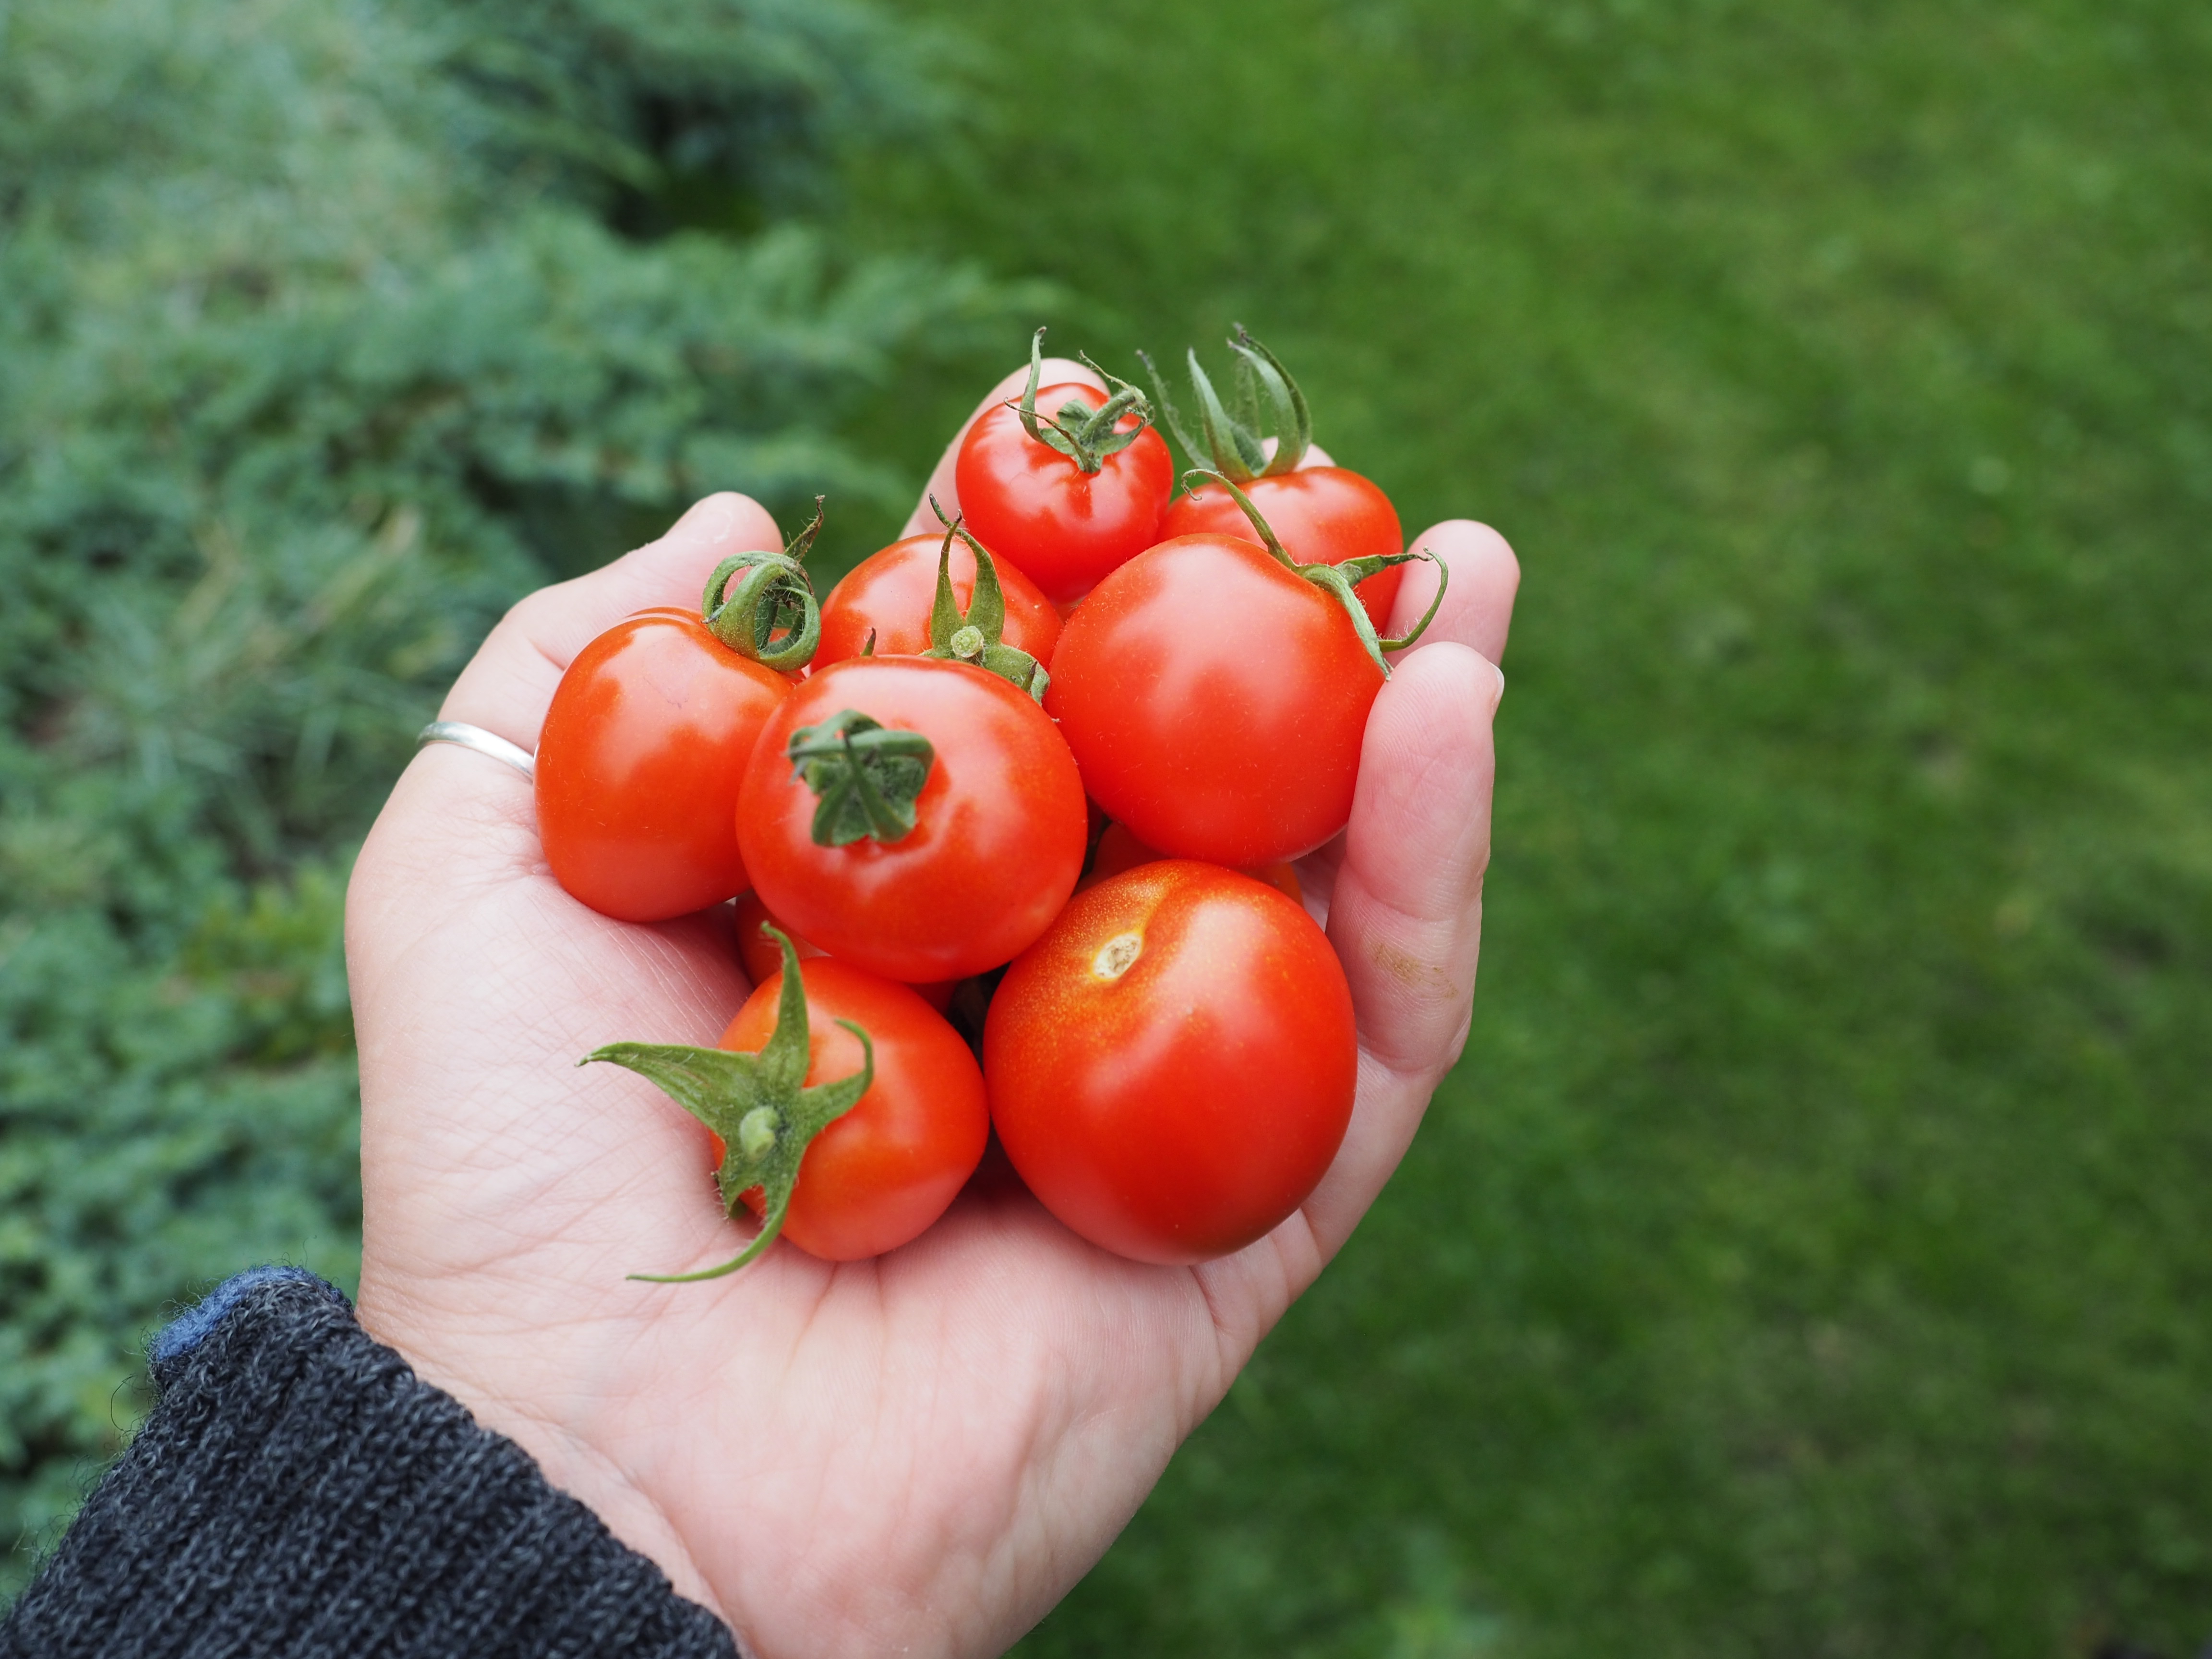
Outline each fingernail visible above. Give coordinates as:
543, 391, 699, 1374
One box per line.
704, 496, 742, 545
668, 493, 741, 547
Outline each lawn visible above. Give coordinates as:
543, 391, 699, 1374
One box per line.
828, 2, 2212, 1653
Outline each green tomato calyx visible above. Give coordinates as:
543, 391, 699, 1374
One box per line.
922, 497, 1049, 701
736, 1106, 780, 1158
585, 925, 875, 1283
1182, 468, 1447, 678
787, 708, 935, 845
1010, 325, 1156, 476
702, 495, 825, 672
1139, 325, 1311, 484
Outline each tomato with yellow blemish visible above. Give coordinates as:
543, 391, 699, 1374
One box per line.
983, 860, 1355, 1264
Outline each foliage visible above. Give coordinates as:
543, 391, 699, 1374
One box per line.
843, 0, 2212, 1654
0, 0, 1002, 1589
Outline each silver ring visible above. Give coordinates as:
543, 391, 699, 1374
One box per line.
418, 721, 536, 781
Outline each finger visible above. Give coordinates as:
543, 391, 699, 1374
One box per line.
1386, 519, 1520, 666
357, 492, 783, 953
352, 493, 778, 994
1189, 641, 1501, 1357
900, 356, 1104, 537
1293, 519, 1516, 925
1306, 642, 1502, 1254
1248, 438, 1334, 470
437, 492, 783, 751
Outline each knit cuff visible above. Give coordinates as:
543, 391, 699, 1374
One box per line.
0, 1268, 736, 1659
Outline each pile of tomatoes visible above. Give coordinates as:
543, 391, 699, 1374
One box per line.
539, 329, 1445, 1278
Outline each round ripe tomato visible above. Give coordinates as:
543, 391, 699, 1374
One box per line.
737, 657, 1088, 982
954, 383, 1173, 606
818, 534, 1061, 671
1161, 467, 1404, 629
537, 607, 790, 921
732, 891, 958, 1013
1045, 536, 1383, 866
716, 959, 988, 1261
1080, 820, 1301, 905
986, 860, 1357, 1264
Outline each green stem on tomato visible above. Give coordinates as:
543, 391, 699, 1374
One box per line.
922, 497, 1049, 701
786, 708, 935, 845
1138, 325, 1312, 482
701, 496, 825, 673
1182, 468, 1444, 677
585, 925, 874, 1282
1010, 326, 1156, 475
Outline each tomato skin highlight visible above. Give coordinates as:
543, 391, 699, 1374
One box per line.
536, 608, 790, 922
1045, 535, 1383, 867
954, 383, 1173, 606
737, 657, 1088, 983
717, 960, 988, 1261
1161, 467, 1405, 629
986, 861, 1357, 1265
817, 534, 1062, 671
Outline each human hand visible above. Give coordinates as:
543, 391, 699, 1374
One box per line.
346, 356, 1518, 1659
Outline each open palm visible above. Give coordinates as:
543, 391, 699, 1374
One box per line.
346, 358, 1518, 1659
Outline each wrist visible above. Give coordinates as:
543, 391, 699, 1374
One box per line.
10, 1268, 737, 1658
355, 1266, 730, 1630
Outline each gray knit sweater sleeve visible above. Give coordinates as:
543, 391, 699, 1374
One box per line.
0, 1268, 738, 1659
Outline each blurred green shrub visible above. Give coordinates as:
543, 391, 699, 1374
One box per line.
0, 0, 1001, 1586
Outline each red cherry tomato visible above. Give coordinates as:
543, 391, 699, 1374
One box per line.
536, 607, 790, 921
715, 960, 988, 1261
1080, 820, 1301, 905
953, 383, 1173, 606
1161, 467, 1404, 629
737, 658, 1088, 982
732, 891, 958, 1013
1045, 535, 1383, 866
986, 860, 1357, 1264
817, 534, 1062, 671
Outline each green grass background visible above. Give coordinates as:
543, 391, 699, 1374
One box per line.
826, 1, 2212, 1653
